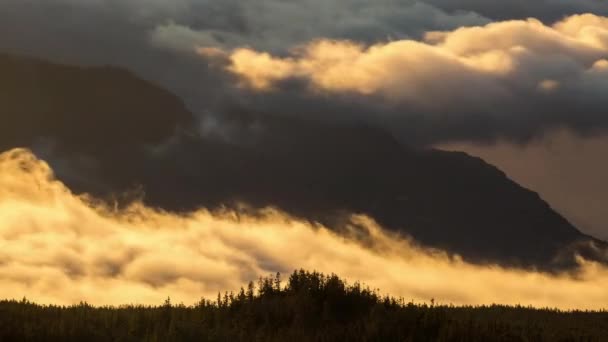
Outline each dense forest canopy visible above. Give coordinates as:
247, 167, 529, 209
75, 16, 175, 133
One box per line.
2, 270, 607, 341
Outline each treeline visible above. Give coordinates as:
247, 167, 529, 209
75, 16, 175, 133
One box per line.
1, 270, 607, 341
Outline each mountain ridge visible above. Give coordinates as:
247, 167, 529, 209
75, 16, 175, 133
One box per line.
1, 52, 605, 269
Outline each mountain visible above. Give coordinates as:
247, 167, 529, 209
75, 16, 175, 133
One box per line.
0, 53, 605, 269
133, 117, 606, 268
0, 53, 193, 152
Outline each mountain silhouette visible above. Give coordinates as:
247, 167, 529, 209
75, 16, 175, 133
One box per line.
1, 53, 605, 269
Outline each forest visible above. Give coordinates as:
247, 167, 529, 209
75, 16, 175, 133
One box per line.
1, 270, 607, 341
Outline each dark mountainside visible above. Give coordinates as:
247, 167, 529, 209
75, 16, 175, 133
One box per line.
2, 271, 608, 341
1, 53, 605, 269
0, 53, 193, 152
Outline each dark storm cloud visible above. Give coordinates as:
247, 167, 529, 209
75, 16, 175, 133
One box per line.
1, 0, 607, 146
0, 0, 491, 108
0, 0, 489, 65
0, 0, 485, 149
149, 0, 489, 52
427, 0, 608, 22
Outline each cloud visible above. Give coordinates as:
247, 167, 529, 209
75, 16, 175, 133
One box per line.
0, 0, 489, 60
2, 148, 608, 309
0, 0, 484, 122
150, 1, 489, 53
427, 0, 608, 22
2, 1, 608, 243
215, 14, 608, 144
1, 1, 607, 145
6, 51, 603, 269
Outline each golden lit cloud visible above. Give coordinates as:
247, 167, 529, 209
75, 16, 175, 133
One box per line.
538, 79, 560, 92
553, 13, 608, 48
1, 148, 608, 310
217, 14, 608, 112
592, 58, 608, 70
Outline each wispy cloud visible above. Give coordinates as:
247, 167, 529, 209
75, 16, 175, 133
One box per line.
1, 148, 608, 309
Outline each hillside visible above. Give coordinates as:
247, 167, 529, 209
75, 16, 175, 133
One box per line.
0, 53, 193, 152
131, 117, 606, 268
0, 53, 605, 269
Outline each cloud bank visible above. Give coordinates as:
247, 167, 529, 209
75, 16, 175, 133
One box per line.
2, 148, 608, 309
1, 1, 608, 145
427, 0, 608, 22
216, 14, 608, 144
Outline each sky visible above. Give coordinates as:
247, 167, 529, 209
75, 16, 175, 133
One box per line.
1, 0, 608, 306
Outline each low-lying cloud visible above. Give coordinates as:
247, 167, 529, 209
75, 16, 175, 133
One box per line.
2, 148, 608, 310
2, 1, 608, 271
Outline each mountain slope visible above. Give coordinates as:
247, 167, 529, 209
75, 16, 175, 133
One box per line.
0, 53, 193, 152
0, 53, 604, 269
137, 117, 601, 268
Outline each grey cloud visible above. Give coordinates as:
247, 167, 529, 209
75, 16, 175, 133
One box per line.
217, 18, 608, 145
427, 0, 608, 22
1, 0, 608, 145
150, 1, 489, 52
0, 0, 487, 109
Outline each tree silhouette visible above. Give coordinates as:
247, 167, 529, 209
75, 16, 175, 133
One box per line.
0, 270, 607, 341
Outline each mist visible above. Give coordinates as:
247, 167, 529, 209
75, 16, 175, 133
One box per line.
1, 148, 607, 310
